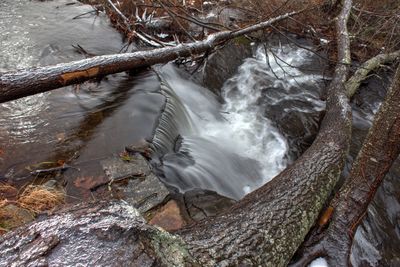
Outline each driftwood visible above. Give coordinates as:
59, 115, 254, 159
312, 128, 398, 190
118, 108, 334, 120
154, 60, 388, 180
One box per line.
0, 11, 298, 103
291, 63, 400, 267
0, 1, 354, 266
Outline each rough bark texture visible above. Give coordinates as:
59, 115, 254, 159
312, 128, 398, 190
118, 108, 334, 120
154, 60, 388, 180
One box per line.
0, 12, 297, 103
290, 64, 400, 267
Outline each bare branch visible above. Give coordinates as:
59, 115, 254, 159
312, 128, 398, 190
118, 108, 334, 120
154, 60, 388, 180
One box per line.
346, 50, 400, 98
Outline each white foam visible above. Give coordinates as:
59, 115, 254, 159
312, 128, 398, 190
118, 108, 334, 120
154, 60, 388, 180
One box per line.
309, 257, 329, 267
159, 42, 325, 197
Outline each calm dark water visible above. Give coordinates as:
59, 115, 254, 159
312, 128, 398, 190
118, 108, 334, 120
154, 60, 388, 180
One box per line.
0, 0, 163, 199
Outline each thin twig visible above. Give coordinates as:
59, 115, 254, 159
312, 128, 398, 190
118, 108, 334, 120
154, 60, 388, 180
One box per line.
156, 0, 196, 41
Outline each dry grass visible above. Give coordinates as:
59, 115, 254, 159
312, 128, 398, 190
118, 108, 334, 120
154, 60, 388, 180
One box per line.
18, 185, 65, 213
0, 183, 65, 234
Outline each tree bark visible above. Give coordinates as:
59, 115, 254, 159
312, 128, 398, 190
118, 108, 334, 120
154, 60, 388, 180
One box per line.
0, 12, 298, 104
346, 50, 400, 98
0, 1, 356, 266
290, 64, 400, 267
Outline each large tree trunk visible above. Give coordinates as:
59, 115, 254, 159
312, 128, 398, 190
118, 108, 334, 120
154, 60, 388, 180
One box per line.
177, 0, 353, 262
291, 63, 400, 267
0, 12, 297, 104
0, 1, 356, 266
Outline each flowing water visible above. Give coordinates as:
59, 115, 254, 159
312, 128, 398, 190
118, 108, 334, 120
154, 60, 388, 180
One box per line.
0, 1, 399, 266
153, 43, 325, 199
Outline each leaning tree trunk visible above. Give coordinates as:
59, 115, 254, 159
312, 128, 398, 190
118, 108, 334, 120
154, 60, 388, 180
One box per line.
290, 63, 400, 267
0, 12, 297, 103
0, 1, 354, 266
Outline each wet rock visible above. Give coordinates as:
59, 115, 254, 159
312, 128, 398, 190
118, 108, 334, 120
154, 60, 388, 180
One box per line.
264, 101, 322, 160
192, 40, 253, 95
183, 189, 236, 221
101, 155, 169, 213
42, 179, 58, 189
101, 154, 152, 179
0, 204, 34, 231
149, 200, 186, 231
73, 175, 109, 191
124, 172, 170, 213
0, 201, 186, 267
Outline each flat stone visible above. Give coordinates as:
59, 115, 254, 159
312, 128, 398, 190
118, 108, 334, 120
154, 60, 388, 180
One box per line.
100, 155, 169, 213
101, 154, 151, 179
149, 200, 185, 231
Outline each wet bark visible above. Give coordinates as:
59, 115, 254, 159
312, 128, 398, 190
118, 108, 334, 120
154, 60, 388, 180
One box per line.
346, 50, 400, 98
0, 1, 355, 266
0, 201, 197, 267
0, 12, 297, 104
290, 64, 400, 267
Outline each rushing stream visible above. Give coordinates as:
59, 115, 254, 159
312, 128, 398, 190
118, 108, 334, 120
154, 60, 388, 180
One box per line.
0, 1, 399, 266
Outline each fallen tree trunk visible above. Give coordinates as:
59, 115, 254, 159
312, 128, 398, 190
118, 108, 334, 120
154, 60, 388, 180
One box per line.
0, 11, 298, 103
291, 63, 400, 267
346, 50, 400, 98
0, 0, 354, 266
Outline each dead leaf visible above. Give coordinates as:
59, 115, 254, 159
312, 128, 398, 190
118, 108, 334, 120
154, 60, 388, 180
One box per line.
119, 151, 133, 162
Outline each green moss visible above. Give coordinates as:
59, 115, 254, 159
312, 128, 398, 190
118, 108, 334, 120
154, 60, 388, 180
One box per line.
233, 36, 251, 46
150, 228, 197, 267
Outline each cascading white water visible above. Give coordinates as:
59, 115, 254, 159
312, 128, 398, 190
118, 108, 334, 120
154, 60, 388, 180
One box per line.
155, 42, 325, 199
